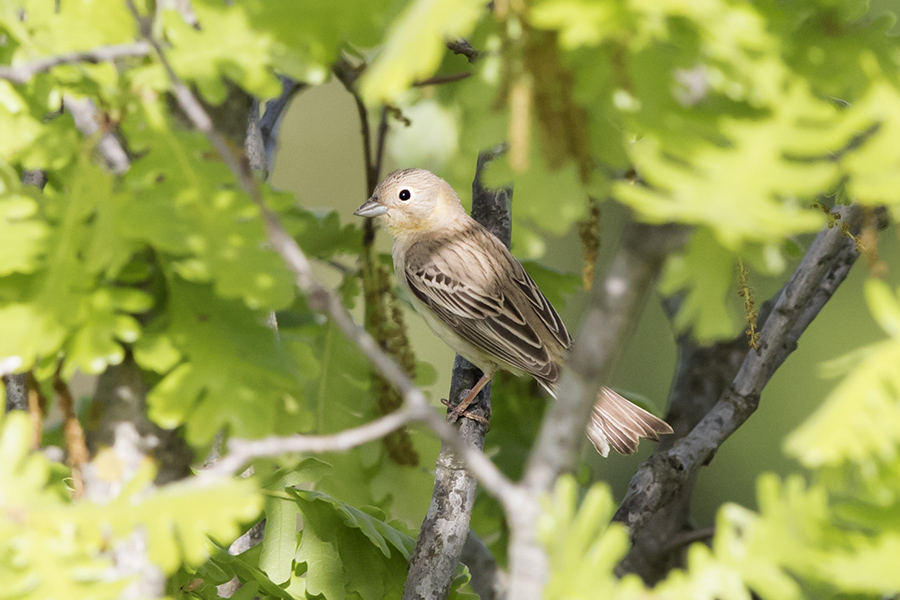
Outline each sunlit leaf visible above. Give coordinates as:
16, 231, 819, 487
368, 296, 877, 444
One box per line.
361, 0, 487, 104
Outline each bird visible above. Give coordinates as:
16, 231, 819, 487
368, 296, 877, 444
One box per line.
353, 168, 672, 456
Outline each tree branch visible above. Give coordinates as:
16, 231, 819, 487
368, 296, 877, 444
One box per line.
414, 72, 473, 87
203, 407, 419, 478
0, 42, 150, 84
403, 146, 512, 600
613, 205, 865, 537
447, 39, 481, 64
524, 220, 688, 492
461, 531, 508, 600
333, 57, 380, 193
507, 219, 688, 599
258, 76, 306, 170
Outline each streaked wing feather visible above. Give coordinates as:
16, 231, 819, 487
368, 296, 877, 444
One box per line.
405, 251, 558, 381
510, 267, 573, 349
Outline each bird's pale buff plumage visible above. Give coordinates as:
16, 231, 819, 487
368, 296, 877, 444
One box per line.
354, 168, 672, 456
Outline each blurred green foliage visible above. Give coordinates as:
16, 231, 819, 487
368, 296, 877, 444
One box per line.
542, 465, 900, 599
2, 0, 900, 597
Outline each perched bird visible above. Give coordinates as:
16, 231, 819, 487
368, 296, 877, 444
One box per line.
354, 168, 672, 456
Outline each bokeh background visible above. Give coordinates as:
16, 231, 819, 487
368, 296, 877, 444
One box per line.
270, 79, 900, 528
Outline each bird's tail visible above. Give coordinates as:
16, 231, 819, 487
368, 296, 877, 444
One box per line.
586, 386, 673, 457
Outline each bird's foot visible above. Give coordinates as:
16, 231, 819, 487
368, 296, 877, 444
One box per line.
440, 397, 490, 426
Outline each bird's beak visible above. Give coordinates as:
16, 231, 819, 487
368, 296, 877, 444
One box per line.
353, 198, 388, 218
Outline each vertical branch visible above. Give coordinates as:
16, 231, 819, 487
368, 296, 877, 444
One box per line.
258, 76, 306, 170
402, 147, 512, 600
374, 107, 390, 180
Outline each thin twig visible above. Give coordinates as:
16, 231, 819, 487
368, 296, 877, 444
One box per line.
414, 72, 473, 86
0, 42, 151, 84
203, 407, 418, 478
373, 106, 390, 182
127, 0, 521, 508
334, 56, 379, 258
334, 57, 378, 192
447, 39, 481, 64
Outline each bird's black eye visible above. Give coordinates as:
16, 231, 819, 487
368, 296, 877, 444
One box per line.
398, 189, 411, 201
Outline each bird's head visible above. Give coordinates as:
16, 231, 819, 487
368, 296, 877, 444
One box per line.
353, 168, 466, 237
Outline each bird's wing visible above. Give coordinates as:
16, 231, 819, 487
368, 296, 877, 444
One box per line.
508, 261, 572, 350
403, 228, 570, 382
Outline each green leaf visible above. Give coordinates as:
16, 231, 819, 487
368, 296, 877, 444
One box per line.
289, 489, 414, 600
120, 98, 296, 311
659, 228, 739, 342
540, 476, 630, 599
240, 0, 397, 83
141, 277, 313, 446
0, 160, 151, 376
830, 62, 900, 206
616, 95, 830, 248
784, 337, 900, 467
784, 280, 900, 468
864, 278, 900, 338
209, 543, 296, 600
259, 496, 299, 586
0, 191, 48, 276
285, 207, 362, 260
291, 489, 416, 559
0, 409, 263, 598
259, 459, 334, 585
531, 0, 629, 48
361, 0, 487, 104
300, 319, 441, 524
163, 2, 282, 103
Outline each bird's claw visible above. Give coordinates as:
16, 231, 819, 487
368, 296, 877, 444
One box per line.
441, 397, 490, 427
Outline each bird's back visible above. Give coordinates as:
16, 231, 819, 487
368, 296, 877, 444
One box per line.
397, 216, 572, 388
